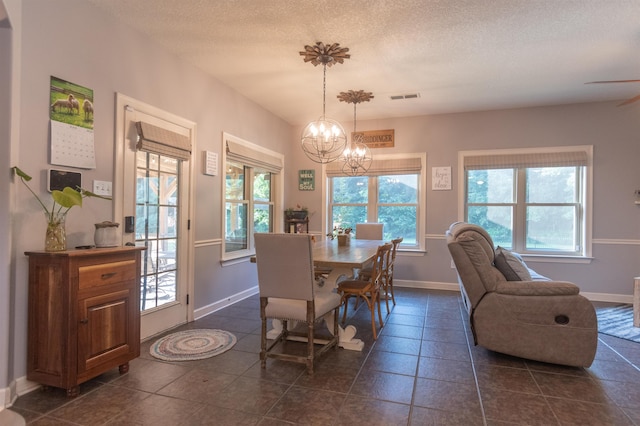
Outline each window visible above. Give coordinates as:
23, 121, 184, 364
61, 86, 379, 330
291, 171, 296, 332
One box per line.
222, 133, 283, 260
461, 146, 592, 257
326, 153, 426, 250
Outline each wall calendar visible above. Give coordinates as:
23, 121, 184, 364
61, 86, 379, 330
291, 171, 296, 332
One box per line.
49, 76, 95, 169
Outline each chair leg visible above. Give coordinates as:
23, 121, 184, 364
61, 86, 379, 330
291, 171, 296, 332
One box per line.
306, 301, 314, 375
383, 279, 390, 314
341, 294, 350, 323
260, 297, 267, 368
333, 306, 339, 349
376, 291, 384, 329
389, 277, 396, 305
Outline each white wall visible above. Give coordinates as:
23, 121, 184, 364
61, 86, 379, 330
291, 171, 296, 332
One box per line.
291, 102, 640, 297
4, 0, 640, 404
7, 0, 292, 396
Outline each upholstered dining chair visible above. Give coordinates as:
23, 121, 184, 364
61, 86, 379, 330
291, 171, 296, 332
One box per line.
355, 222, 384, 240
254, 233, 341, 375
337, 242, 392, 340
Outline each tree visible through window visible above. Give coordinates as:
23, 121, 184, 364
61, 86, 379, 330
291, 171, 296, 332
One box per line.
463, 147, 591, 256
222, 133, 282, 259
327, 154, 425, 250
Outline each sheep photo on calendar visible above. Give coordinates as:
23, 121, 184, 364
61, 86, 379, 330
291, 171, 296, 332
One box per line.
49, 76, 94, 130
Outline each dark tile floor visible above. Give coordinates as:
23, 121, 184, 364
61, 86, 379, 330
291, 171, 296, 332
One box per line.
8, 288, 640, 425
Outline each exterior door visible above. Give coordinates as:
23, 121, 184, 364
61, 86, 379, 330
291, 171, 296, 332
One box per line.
114, 94, 194, 340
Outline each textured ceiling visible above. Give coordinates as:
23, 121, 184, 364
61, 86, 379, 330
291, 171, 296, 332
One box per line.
86, 0, 640, 125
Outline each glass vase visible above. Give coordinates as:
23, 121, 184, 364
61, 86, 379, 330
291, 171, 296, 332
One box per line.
45, 211, 67, 252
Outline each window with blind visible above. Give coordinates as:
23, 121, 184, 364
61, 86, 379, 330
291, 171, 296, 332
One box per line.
326, 153, 426, 250
461, 146, 592, 256
222, 133, 283, 259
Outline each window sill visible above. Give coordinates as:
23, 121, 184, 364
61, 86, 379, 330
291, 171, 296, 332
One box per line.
521, 254, 593, 264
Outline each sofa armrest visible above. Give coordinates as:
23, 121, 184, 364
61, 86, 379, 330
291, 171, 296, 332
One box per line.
495, 280, 580, 296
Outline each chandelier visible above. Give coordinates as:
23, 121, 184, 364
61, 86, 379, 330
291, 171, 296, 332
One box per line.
299, 42, 350, 164
337, 90, 374, 176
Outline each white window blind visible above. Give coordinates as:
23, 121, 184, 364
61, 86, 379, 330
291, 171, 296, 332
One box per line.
136, 121, 191, 161
226, 139, 283, 173
326, 157, 421, 177
464, 151, 588, 170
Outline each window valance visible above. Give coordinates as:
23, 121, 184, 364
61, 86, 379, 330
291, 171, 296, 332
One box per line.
226, 139, 283, 173
136, 121, 191, 161
464, 151, 588, 170
326, 157, 421, 177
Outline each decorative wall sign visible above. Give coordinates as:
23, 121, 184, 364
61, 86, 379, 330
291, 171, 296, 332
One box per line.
298, 169, 315, 191
49, 76, 95, 169
354, 129, 394, 148
432, 166, 452, 190
203, 150, 218, 176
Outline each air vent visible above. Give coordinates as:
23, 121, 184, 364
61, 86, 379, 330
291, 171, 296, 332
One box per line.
390, 93, 420, 100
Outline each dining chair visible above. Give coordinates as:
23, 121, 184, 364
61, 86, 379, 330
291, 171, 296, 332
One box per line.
358, 236, 403, 313
337, 242, 392, 340
355, 223, 384, 240
383, 237, 403, 306
254, 233, 341, 375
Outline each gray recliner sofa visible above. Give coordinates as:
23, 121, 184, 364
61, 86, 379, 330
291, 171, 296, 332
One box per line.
446, 222, 597, 367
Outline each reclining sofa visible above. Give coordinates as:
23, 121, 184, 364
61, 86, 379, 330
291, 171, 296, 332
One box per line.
446, 222, 597, 367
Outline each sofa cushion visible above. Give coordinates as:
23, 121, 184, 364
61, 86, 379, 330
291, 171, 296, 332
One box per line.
494, 247, 532, 281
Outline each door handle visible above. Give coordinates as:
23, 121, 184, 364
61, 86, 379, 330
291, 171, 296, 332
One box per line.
79, 319, 88, 324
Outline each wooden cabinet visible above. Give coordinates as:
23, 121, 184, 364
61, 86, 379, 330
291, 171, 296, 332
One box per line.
25, 246, 145, 397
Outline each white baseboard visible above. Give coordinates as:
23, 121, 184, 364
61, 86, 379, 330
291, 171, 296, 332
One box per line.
395, 279, 460, 292
0, 376, 34, 409
395, 280, 634, 303
194, 286, 259, 320
193, 282, 632, 322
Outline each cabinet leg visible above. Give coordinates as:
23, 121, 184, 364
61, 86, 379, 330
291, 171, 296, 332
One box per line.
66, 386, 79, 398
119, 362, 130, 374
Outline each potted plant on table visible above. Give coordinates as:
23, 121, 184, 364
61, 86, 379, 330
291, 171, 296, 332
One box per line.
12, 166, 111, 252
327, 226, 352, 246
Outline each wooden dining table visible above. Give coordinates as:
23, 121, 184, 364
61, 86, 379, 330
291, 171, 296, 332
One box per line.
264, 237, 386, 351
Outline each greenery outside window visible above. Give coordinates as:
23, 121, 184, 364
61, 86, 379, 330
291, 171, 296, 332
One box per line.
461, 146, 592, 257
222, 133, 283, 260
326, 153, 426, 250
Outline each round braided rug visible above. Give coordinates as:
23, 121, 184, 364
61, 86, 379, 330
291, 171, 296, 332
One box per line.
150, 329, 237, 361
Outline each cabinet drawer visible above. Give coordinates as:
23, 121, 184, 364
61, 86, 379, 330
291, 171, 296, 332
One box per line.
79, 260, 136, 290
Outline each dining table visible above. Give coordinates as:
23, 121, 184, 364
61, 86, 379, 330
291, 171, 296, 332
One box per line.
264, 236, 386, 351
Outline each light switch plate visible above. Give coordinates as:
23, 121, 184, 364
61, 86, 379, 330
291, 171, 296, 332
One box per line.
93, 180, 112, 196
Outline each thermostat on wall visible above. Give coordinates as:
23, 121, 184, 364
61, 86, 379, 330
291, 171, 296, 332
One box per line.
48, 169, 82, 192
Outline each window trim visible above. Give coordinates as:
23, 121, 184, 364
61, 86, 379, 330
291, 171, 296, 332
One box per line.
221, 132, 283, 261
458, 145, 593, 259
322, 152, 427, 252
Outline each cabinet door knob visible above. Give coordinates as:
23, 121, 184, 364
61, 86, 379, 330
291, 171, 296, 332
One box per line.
101, 272, 117, 280
80, 319, 88, 324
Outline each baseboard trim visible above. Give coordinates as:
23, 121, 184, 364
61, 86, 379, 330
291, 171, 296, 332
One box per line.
193, 281, 632, 321
0, 376, 37, 409
395, 280, 633, 303
194, 286, 259, 320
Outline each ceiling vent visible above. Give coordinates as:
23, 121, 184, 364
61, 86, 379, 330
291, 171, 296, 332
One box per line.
390, 93, 420, 100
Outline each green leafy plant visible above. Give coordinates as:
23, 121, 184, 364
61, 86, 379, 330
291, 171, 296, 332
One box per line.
12, 166, 111, 222
326, 226, 352, 240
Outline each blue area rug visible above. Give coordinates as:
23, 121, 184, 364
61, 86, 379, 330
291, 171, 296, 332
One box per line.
595, 305, 640, 343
